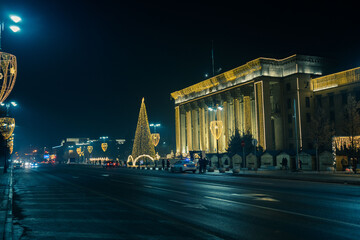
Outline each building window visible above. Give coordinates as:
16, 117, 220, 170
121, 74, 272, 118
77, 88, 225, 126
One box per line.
305, 97, 310, 108
286, 83, 291, 91
316, 95, 322, 108
356, 90, 360, 101
287, 98, 291, 109
288, 114, 292, 124
330, 110, 335, 122
342, 92, 348, 105
288, 128, 293, 138
306, 113, 311, 123
329, 95, 334, 106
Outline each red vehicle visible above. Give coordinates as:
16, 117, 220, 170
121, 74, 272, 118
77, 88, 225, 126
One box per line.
103, 161, 119, 168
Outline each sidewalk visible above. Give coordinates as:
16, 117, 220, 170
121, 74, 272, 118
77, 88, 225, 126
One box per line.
0, 168, 13, 240
206, 169, 360, 185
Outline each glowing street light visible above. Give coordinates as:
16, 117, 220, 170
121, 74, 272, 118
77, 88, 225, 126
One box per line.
1, 101, 18, 116
209, 105, 223, 168
9, 26, 20, 33
0, 14, 22, 50
10, 15, 21, 23
149, 123, 161, 133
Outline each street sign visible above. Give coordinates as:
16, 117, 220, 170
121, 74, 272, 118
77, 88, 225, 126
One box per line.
252, 139, 257, 146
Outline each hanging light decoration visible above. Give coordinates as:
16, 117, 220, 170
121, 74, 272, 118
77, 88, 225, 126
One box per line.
7, 136, 13, 154
0, 52, 17, 104
0, 117, 15, 139
151, 133, 160, 147
87, 145, 93, 153
210, 120, 223, 140
101, 142, 108, 152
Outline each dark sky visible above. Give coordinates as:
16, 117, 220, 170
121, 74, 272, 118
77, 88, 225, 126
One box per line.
2, 0, 359, 152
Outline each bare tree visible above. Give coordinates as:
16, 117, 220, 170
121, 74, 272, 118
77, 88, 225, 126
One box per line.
309, 107, 335, 171
343, 95, 360, 172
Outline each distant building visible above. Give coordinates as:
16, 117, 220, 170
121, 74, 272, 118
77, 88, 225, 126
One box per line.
171, 54, 360, 155
52, 137, 125, 164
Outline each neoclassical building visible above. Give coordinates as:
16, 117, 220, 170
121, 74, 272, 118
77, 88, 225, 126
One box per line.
171, 54, 360, 155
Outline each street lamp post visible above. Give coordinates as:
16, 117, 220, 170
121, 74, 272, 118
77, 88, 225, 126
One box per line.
0, 15, 22, 50
150, 123, 161, 167
209, 105, 223, 168
0, 101, 17, 173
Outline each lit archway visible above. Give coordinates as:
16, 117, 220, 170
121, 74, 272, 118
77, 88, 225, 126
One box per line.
133, 154, 154, 166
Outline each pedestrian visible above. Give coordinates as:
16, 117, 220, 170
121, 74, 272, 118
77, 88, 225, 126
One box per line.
284, 158, 288, 170
203, 157, 208, 173
299, 159, 302, 169
162, 159, 165, 170
167, 159, 170, 170
199, 157, 203, 174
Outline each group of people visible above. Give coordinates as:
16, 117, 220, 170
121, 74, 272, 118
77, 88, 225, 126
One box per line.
198, 157, 209, 173
161, 158, 170, 170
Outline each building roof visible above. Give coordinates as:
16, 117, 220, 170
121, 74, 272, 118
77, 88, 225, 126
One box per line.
311, 67, 360, 92
171, 54, 325, 105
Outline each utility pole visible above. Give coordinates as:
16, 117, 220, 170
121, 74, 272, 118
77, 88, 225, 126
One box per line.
211, 40, 215, 76
294, 99, 299, 171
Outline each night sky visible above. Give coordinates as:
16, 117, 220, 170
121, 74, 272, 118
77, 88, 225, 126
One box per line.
2, 0, 359, 152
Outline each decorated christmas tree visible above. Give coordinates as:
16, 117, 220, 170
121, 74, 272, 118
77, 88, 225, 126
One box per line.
131, 98, 155, 161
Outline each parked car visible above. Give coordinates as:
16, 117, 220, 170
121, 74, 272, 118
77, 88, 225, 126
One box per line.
171, 160, 196, 173
103, 161, 119, 168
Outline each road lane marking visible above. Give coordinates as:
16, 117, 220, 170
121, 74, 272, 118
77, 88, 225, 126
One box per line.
143, 185, 189, 195
169, 199, 186, 204
110, 179, 134, 185
101, 174, 110, 177
169, 199, 208, 209
231, 193, 279, 202
204, 196, 360, 228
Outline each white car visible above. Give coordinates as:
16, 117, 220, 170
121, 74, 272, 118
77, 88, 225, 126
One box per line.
171, 160, 196, 173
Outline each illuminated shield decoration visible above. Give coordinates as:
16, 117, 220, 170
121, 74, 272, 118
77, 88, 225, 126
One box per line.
101, 143, 108, 152
7, 136, 13, 154
210, 120, 223, 140
76, 147, 82, 155
87, 145, 93, 153
0, 117, 15, 139
151, 133, 160, 147
0, 52, 17, 104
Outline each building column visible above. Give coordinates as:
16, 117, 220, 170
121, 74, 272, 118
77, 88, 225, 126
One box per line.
234, 98, 240, 132
175, 106, 181, 154
191, 103, 199, 151
199, 100, 206, 151
185, 105, 192, 152
243, 95, 252, 133
254, 80, 273, 150
223, 101, 229, 151
180, 107, 186, 154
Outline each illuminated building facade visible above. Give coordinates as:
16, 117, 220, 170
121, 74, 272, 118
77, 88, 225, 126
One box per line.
171, 54, 360, 155
52, 137, 126, 164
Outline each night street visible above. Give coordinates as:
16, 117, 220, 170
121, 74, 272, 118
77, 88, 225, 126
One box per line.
11, 165, 360, 240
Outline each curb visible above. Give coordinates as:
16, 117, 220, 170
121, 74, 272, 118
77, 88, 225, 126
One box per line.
2, 168, 13, 240
231, 172, 360, 185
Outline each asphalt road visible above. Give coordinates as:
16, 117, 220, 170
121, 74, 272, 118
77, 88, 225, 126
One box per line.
11, 165, 360, 240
